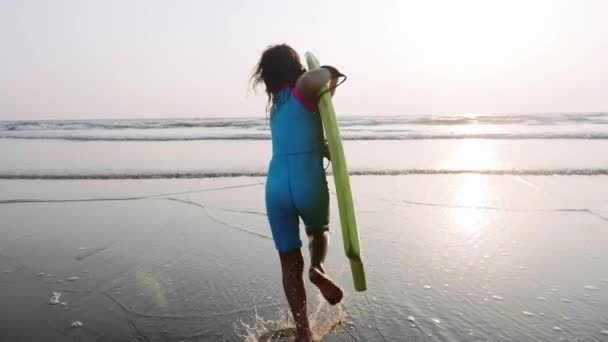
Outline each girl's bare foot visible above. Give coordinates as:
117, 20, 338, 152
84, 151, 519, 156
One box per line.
309, 267, 343, 305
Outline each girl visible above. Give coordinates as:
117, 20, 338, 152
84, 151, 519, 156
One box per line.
251, 44, 344, 342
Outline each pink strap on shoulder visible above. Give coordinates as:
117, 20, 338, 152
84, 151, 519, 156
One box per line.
291, 87, 318, 112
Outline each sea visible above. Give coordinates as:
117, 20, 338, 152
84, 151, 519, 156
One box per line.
1, 112, 608, 179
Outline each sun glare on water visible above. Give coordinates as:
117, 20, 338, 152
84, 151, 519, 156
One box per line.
444, 137, 499, 171
442, 135, 498, 237
449, 174, 488, 237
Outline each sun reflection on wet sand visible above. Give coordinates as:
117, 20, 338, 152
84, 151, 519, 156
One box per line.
444, 139, 497, 237
450, 174, 487, 237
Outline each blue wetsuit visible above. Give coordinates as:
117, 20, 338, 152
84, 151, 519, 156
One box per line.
265, 87, 329, 253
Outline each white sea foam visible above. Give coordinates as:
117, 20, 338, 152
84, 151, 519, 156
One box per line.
584, 285, 600, 291
70, 321, 83, 328
49, 292, 62, 305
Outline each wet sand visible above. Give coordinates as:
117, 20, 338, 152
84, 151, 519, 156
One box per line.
1, 175, 607, 341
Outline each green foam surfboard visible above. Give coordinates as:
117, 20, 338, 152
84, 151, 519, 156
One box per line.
305, 52, 367, 292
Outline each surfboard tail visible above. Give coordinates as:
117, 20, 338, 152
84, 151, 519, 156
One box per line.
349, 258, 367, 292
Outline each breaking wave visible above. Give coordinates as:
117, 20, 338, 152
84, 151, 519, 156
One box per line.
1, 168, 607, 179
3, 132, 608, 141
2, 113, 607, 141
2, 112, 607, 132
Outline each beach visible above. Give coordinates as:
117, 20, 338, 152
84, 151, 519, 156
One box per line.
3, 0, 608, 339
1, 114, 608, 341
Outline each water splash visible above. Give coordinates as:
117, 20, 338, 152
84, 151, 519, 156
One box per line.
237, 292, 346, 342
238, 309, 294, 342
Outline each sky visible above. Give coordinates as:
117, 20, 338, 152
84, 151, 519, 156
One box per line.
1, 0, 607, 120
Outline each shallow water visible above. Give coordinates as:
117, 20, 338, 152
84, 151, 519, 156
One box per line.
2, 139, 608, 179
1, 176, 607, 341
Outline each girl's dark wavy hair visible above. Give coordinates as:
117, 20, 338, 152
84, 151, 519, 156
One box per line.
250, 44, 305, 113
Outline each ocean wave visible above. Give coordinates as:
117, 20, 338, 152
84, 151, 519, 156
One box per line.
0, 118, 263, 132
3, 132, 608, 141
1, 113, 607, 133
1, 168, 606, 179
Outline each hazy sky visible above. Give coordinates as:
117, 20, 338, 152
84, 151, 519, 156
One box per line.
1, 0, 607, 120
